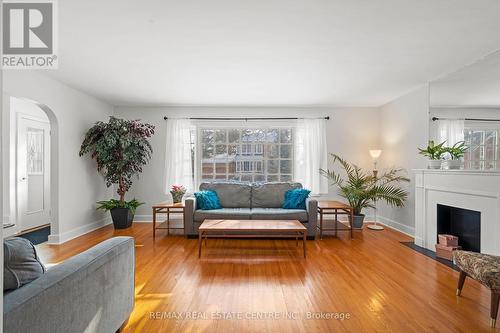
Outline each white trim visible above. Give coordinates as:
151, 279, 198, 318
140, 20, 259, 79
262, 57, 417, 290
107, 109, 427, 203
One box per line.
47, 217, 112, 244
376, 215, 416, 237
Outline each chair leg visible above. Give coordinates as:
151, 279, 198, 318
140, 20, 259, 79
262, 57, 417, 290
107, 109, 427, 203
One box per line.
491, 292, 500, 328
456, 270, 467, 296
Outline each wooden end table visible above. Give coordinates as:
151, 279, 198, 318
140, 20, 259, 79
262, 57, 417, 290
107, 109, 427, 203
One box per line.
317, 201, 354, 239
198, 220, 307, 258
152, 202, 185, 238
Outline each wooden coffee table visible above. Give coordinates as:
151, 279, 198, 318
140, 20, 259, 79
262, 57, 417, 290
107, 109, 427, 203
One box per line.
198, 220, 307, 258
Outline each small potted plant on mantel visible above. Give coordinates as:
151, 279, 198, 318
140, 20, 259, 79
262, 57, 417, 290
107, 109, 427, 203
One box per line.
320, 154, 410, 229
418, 140, 446, 169
79, 116, 155, 229
443, 141, 467, 170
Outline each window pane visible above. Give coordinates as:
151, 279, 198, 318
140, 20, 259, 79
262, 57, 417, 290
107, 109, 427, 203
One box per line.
202, 145, 214, 158
241, 175, 252, 182
280, 145, 292, 158
280, 129, 292, 143
215, 163, 227, 174
215, 145, 227, 156
215, 130, 226, 143
267, 160, 279, 173
202, 163, 214, 173
280, 175, 292, 182
471, 131, 482, 145
228, 145, 238, 156
266, 145, 279, 158
202, 129, 215, 144
228, 129, 240, 143
267, 175, 279, 182
254, 175, 265, 182
228, 162, 236, 173
280, 160, 292, 174
266, 129, 279, 143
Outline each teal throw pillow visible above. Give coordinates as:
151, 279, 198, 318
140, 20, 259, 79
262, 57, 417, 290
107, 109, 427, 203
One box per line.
195, 190, 222, 210
282, 189, 311, 209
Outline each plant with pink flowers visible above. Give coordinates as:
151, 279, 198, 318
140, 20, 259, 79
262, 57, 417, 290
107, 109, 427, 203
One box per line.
170, 184, 187, 203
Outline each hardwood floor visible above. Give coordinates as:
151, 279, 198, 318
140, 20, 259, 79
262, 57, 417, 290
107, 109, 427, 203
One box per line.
37, 223, 496, 333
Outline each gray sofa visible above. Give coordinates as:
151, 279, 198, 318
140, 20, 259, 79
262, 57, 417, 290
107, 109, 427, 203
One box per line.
3, 237, 135, 333
185, 182, 317, 239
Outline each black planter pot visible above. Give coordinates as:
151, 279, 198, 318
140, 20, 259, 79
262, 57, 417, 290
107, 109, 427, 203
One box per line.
110, 208, 134, 229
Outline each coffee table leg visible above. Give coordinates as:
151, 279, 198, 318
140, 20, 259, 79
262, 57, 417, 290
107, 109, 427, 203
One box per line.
198, 231, 203, 258
319, 209, 323, 240
153, 208, 156, 238
296, 234, 298, 247
303, 232, 307, 258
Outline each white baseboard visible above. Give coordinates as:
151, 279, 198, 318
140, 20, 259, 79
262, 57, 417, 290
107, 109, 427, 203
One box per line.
375, 216, 415, 237
47, 217, 112, 244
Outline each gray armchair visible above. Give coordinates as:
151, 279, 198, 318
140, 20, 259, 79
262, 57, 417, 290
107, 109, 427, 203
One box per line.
3, 237, 135, 333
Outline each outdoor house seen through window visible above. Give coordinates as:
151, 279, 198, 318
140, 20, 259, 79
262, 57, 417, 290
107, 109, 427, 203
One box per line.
463, 126, 500, 170
199, 128, 293, 182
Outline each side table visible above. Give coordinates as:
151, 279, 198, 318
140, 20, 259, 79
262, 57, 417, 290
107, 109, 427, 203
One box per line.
317, 201, 354, 239
152, 202, 185, 237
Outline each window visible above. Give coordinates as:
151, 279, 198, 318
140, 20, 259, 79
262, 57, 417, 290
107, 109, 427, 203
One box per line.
199, 128, 293, 182
463, 127, 500, 170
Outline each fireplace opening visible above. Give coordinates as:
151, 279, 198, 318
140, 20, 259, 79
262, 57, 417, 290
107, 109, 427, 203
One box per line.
437, 204, 481, 253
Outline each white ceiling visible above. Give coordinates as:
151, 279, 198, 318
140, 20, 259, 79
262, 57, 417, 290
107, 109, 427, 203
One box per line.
430, 51, 500, 107
46, 0, 500, 107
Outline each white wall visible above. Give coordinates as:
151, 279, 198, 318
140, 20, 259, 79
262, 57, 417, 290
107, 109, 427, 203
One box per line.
114, 106, 381, 218
3, 71, 114, 243
378, 85, 430, 235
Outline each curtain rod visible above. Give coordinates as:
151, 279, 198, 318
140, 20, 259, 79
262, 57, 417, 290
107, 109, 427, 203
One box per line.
432, 117, 500, 122
163, 116, 330, 121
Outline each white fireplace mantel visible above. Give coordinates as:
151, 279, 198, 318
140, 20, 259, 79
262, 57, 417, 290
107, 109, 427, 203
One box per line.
414, 169, 500, 255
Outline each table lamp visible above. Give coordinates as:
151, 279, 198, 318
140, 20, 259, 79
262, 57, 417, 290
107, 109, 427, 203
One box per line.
368, 149, 384, 231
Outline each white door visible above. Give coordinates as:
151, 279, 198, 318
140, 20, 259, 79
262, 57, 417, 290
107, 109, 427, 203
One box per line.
17, 115, 51, 231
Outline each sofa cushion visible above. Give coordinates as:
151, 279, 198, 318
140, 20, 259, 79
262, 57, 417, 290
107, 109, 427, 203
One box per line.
194, 190, 222, 210
250, 208, 308, 222
199, 182, 252, 208
4, 237, 46, 291
283, 189, 311, 209
194, 208, 252, 222
251, 182, 303, 208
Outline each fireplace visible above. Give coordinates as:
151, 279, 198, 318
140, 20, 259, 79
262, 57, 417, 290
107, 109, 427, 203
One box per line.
436, 204, 481, 253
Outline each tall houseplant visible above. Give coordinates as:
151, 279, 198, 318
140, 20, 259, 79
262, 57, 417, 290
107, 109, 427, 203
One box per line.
79, 116, 155, 229
320, 154, 410, 228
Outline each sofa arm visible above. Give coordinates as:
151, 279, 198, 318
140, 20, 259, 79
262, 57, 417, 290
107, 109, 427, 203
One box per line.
306, 198, 318, 239
184, 196, 197, 236
4, 237, 135, 333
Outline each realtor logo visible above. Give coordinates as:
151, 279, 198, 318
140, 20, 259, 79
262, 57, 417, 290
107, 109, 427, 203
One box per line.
2, 0, 58, 69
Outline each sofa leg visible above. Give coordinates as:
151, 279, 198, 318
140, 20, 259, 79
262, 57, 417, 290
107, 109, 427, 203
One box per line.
491, 292, 500, 328
456, 270, 466, 296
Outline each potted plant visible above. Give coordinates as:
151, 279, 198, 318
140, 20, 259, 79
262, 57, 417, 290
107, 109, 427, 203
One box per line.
320, 154, 410, 229
170, 184, 186, 203
418, 140, 446, 169
79, 116, 155, 229
443, 141, 467, 170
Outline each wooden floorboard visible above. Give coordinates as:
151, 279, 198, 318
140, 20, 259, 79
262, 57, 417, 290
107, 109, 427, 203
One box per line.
36, 223, 496, 333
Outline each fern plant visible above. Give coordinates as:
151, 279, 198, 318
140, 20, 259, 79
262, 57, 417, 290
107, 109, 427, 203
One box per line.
320, 154, 410, 215
444, 141, 467, 160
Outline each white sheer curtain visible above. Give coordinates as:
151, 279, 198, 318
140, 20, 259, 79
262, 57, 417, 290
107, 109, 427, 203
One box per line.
294, 118, 328, 195
435, 118, 465, 146
164, 118, 195, 194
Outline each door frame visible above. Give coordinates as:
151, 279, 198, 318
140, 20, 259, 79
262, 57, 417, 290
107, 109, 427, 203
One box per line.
16, 112, 51, 232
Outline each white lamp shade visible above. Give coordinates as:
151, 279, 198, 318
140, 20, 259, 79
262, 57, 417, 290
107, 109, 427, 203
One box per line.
369, 149, 382, 159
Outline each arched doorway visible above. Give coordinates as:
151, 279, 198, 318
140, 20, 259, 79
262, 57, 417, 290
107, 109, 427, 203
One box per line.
2, 96, 59, 243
